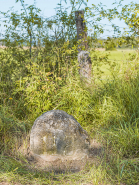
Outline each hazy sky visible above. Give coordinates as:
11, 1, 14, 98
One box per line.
0, 0, 137, 38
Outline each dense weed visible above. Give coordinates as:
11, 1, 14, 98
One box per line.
0, 47, 139, 184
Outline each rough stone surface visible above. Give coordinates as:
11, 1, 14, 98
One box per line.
78, 51, 92, 79
30, 110, 90, 158
18, 134, 104, 173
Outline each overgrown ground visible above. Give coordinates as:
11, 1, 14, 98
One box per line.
0, 48, 139, 185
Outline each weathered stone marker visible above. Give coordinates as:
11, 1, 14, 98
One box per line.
30, 110, 90, 157
78, 50, 92, 79
17, 110, 104, 172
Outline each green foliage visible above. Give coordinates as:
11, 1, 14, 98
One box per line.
0, 105, 30, 155
52, 75, 95, 128
104, 37, 117, 51
1, 48, 139, 184
0, 0, 139, 184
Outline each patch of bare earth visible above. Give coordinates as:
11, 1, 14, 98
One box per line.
95, 48, 105, 51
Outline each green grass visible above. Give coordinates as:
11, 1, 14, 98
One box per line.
0, 155, 111, 185
90, 49, 138, 82
0, 48, 139, 184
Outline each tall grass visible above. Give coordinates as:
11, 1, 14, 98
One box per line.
0, 48, 139, 184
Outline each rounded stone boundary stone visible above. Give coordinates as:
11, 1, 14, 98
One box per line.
30, 110, 90, 159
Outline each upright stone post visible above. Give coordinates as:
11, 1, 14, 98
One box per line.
75, 10, 92, 81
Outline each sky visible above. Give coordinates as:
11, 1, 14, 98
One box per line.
0, 0, 137, 39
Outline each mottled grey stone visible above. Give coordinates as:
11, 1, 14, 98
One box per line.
30, 110, 90, 157
78, 51, 92, 79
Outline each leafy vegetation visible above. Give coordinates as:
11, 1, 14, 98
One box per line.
0, 0, 139, 184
